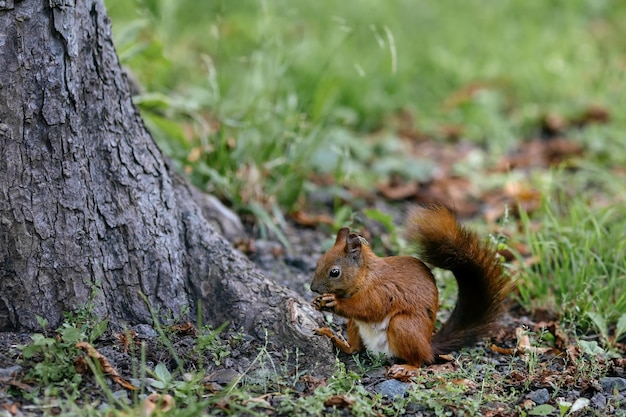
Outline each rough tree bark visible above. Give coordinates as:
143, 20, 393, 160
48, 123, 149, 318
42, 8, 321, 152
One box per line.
0, 0, 333, 368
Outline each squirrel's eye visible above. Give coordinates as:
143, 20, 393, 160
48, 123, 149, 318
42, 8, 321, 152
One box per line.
329, 268, 341, 278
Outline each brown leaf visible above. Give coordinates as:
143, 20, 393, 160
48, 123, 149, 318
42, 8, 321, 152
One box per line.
143, 393, 175, 416
290, 210, 335, 227
498, 137, 583, 171
507, 370, 528, 383
489, 327, 553, 356
573, 105, 610, 126
75, 342, 138, 391
489, 343, 515, 356
377, 181, 419, 200
3, 378, 33, 393
567, 344, 580, 363
115, 330, 138, 353
543, 137, 584, 164
541, 113, 568, 135
246, 395, 274, 410
515, 327, 552, 355
168, 322, 197, 336
323, 394, 354, 408
612, 357, 626, 368
1, 402, 21, 416
73, 356, 89, 374
235, 238, 256, 254
451, 378, 478, 390
300, 374, 327, 392
437, 124, 464, 141
416, 177, 479, 217
428, 362, 456, 373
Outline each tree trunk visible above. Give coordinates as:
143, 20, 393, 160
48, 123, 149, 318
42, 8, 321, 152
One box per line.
0, 0, 332, 368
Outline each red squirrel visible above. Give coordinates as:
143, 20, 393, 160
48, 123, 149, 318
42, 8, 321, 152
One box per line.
310, 204, 511, 379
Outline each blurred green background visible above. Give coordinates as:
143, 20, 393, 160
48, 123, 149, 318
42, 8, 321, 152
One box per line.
105, 0, 626, 211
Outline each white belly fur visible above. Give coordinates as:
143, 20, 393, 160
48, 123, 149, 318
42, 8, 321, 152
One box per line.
354, 316, 392, 356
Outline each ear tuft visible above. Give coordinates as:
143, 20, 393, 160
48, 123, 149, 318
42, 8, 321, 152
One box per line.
335, 227, 350, 244
346, 233, 363, 258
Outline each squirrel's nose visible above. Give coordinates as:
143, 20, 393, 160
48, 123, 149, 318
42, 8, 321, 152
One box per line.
310, 279, 322, 294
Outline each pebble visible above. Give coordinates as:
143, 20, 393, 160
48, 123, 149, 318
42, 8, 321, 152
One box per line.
591, 392, 607, 409
205, 369, 240, 385
526, 388, 550, 405
132, 324, 158, 338
600, 377, 626, 393
0, 365, 22, 378
373, 379, 410, 398
112, 390, 130, 403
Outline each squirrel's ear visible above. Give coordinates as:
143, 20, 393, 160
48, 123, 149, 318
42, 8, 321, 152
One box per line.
335, 227, 351, 244
346, 233, 363, 259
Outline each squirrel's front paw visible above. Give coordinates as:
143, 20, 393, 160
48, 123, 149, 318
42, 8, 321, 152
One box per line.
314, 327, 335, 338
311, 293, 337, 311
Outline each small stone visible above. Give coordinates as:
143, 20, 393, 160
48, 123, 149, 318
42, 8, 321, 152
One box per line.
600, 377, 626, 393
205, 369, 240, 385
591, 392, 606, 409
112, 390, 129, 403
98, 402, 110, 411
567, 390, 580, 401
0, 365, 22, 378
132, 324, 158, 338
294, 381, 306, 393
405, 401, 427, 413
526, 388, 550, 405
373, 379, 410, 398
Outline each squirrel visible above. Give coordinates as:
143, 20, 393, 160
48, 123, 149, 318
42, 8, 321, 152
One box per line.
310, 204, 511, 379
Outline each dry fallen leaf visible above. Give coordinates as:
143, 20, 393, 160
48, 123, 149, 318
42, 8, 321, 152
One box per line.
300, 374, 327, 392
489, 343, 515, 356
612, 357, 626, 368
73, 356, 90, 374
516, 327, 552, 355
574, 104, 610, 126
75, 342, 138, 391
377, 180, 419, 200
437, 353, 455, 362
323, 394, 354, 408
450, 378, 478, 390
115, 330, 138, 353
290, 210, 335, 227
490, 327, 552, 356
1, 402, 21, 416
168, 322, 197, 337
428, 362, 456, 373
3, 378, 33, 393
143, 393, 175, 416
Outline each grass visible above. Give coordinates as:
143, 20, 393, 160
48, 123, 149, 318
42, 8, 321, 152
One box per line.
517, 172, 626, 344
16, 0, 621, 414
16, 311, 614, 416
106, 0, 626, 219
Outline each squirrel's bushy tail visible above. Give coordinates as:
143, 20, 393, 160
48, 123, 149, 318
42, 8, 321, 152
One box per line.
406, 204, 511, 356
